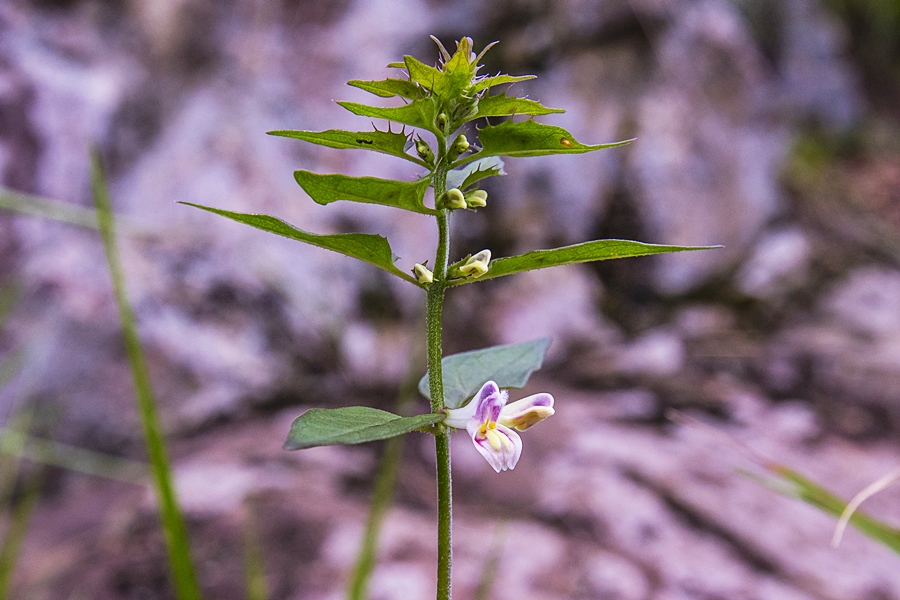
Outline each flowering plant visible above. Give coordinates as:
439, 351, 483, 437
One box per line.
186, 36, 710, 599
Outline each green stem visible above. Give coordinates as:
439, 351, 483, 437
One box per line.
428, 136, 453, 600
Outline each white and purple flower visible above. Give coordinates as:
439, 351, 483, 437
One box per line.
444, 381, 555, 472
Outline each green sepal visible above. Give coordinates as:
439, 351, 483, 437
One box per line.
283, 407, 444, 450
337, 99, 439, 134
294, 171, 436, 215
180, 203, 420, 286
419, 338, 551, 409
466, 119, 633, 160
445, 157, 505, 191
470, 74, 536, 93
267, 129, 426, 166
348, 78, 422, 99
449, 240, 720, 285
471, 95, 564, 120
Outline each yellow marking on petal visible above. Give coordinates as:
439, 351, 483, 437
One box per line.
500, 433, 512, 450
484, 428, 502, 451
503, 407, 555, 431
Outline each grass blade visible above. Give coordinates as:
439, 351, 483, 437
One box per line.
91, 151, 204, 599
0, 468, 42, 599
0, 187, 98, 228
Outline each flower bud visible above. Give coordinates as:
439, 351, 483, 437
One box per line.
436, 112, 449, 133
413, 263, 434, 285
438, 188, 467, 210
458, 249, 491, 278
415, 139, 434, 164
464, 189, 487, 209
448, 134, 469, 160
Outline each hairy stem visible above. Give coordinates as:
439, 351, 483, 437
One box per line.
428, 136, 453, 600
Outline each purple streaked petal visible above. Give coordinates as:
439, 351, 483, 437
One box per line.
474, 389, 507, 424
466, 420, 521, 472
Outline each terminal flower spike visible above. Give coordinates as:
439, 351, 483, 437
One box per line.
444, 380, 554, 472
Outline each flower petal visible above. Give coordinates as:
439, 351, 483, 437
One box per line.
444, 380, 500, 428
474, 388, 507, 425
467, 420, 522, 472
499, 393, 555, 431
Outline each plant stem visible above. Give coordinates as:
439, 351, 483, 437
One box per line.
428, 137, 453, 600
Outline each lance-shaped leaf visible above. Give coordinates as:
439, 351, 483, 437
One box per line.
449, 240, 719, 285
180, 203, 419, 285
267, 129, 425, 166
348, 78, 421, 99
467, 119, 632, 160
445, 157, 506, 191
294, 171, 435, 215
471, 95, 564, 120
470, 74, 536, 93
419, 338, 551, 409
338, 99, 438, 134
283, 407, 443, 450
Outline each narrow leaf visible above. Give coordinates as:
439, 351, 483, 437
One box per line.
445, 157, 506, 191
468, 119, 632, 160
762, 465, 900, 555
419, 338, 551, 409
267, 129, 425, 166
471, 74, 536, 93
283, 407, 443, 450
181, 203, 419, 286
472, 95, 564, 120
337, 99, 438, 134
294, 172, 435, 215
348, 78, 421, 99
450, 240, 718, 285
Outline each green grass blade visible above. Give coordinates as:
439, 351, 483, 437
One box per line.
0, 468, 42, 599
0, 428, 147, 485
0, 187, 98, 228
767, 464, 900, 554
91, 152, 204, 600
243, 510, 269, 600
346, 433, 404, 600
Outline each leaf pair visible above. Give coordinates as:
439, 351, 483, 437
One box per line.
283, 338, 551, 449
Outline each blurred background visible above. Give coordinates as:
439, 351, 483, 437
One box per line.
2, 0, 900, 598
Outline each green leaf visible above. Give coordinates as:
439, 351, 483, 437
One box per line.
180, 203, 419, 286
471, 95, 564, 120
445, 157, 506, 191
450, 240, 719, 285
337, 99, 438, 134
419, 338, 551, 409
267, 129, 425, 166
348, 78, 422, 99
468, 119, 632, 160
470, 74, 536, 93
283, 407, 443, 450
294, 171, 435, 215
